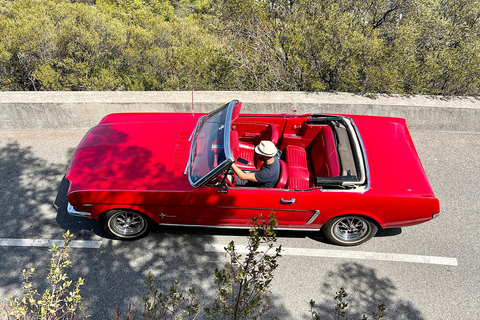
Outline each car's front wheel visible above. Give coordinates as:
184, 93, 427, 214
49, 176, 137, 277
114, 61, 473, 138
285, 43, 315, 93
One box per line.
102, 210, 150, 240
323, 215, 378, 246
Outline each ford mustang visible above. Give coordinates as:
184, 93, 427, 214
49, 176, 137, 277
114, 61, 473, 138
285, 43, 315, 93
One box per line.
66, 100, 440, 245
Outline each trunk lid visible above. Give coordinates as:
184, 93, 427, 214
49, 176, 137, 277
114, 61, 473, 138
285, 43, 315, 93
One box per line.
351, 115, 435, 195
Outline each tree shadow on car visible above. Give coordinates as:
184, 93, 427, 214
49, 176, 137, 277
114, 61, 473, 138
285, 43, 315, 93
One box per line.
54, 175, 111, 240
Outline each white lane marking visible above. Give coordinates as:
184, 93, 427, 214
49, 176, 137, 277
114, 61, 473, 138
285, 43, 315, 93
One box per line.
204, 244, 458, 266
0, 239, 102, 249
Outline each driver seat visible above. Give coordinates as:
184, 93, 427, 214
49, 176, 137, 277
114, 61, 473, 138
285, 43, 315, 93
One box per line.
231, 123, 280, 170
230, 130, 256, 170
275, 160, 288, 189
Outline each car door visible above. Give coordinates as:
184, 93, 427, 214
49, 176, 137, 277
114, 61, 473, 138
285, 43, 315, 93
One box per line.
289, 188, 366, 229
190, 186, 298, 228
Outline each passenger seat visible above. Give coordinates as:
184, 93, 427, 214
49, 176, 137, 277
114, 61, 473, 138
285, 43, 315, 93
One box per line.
232, 123, 280, 170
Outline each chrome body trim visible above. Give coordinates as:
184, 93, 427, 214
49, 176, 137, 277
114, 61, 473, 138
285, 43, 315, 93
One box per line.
67, 202, 91, 217
159, 213, 177, 219
157, 223, 320, 231
215, 206, 312, 212
306, 210, 321, 225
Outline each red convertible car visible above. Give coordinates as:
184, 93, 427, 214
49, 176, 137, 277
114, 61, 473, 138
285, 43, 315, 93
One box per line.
66, 100, 440, 245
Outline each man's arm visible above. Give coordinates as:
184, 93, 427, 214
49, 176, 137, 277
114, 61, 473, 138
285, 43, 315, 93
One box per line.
231, 163, 257, 182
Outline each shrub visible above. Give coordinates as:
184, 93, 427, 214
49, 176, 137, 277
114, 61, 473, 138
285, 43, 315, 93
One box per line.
1, 231, 87, 320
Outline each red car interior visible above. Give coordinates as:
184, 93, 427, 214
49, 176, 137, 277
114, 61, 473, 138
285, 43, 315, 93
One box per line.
286, 145, 311, 189
231, 115, 342, 190
275, 159, 288, 189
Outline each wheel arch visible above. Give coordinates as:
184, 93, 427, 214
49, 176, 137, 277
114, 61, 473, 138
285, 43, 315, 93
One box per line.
99, 205, 156, 223
320, 210, 386, 230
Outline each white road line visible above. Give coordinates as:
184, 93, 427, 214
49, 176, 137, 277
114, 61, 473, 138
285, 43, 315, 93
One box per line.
0, 239, 102, 249
204, 244, 458, 266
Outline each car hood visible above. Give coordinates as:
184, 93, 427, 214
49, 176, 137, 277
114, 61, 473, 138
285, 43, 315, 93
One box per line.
66, 113, 201, 192
351, 115, 435, 195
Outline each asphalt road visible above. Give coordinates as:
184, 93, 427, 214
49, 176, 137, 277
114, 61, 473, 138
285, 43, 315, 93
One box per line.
0, 129, 478, 319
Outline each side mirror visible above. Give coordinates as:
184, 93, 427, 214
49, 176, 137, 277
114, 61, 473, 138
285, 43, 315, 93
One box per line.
218, 183, 229, 193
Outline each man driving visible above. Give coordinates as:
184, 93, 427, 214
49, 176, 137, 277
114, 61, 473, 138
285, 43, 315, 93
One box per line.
231, 140, 280, 188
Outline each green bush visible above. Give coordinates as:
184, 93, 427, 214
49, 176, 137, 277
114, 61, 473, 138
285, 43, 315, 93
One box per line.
0, 0, 479, 94
1, 231, 86, 320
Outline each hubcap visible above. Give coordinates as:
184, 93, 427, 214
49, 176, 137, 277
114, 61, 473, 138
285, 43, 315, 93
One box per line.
110, 212, 146, 236
333, 217, 369, 242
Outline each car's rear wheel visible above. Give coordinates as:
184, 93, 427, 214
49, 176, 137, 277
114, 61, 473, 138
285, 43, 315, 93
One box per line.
323, 215, 377, 246
102, 210, 150, 240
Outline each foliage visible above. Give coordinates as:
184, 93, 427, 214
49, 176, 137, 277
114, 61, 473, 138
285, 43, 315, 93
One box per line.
142, 214, 386, 320
141, 213, 281, 320
1, 221, 386, 319
0, 0, 227, 91
203, 213, 281, 320
309, 288, 386, 320
0, 0, 479, 94
142, 277, 200, 320
1, 231, 86, 320
209, 0, 480, 94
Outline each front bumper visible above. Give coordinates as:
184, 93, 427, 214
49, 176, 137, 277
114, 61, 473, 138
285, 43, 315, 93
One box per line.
67, 202, 91, 217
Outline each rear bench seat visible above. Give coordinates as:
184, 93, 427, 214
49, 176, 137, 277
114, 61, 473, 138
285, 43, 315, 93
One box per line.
286, 126, 340, 189
285, 145, 310, 189
309, 125, 340, 177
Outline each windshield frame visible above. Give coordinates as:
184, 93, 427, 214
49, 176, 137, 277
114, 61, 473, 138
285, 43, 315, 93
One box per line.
187, 100, 238, 188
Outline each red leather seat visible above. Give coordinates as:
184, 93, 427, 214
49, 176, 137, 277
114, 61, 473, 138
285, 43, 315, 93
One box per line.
231, 130, 256, 170
286, 145, 310, 189
275, 160, 288, 188
309, 126, 340, 177
262, 123, 280, 145
237, 123, 280, 169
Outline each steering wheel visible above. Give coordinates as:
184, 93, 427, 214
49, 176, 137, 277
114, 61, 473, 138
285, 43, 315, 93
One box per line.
217, 172, 235, 186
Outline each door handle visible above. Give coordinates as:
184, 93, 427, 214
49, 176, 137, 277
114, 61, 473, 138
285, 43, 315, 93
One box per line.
281, 198, 296, 205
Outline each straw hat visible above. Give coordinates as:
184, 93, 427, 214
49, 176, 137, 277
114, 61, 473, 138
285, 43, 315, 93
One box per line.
254, 140, 278, 157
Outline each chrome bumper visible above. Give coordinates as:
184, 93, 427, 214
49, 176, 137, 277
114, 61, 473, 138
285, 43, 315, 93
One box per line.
67, 202, 91, 217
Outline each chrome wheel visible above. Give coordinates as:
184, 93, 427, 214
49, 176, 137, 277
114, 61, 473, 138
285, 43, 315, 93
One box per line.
103, 210, 149, 239
324, 215, 377, 246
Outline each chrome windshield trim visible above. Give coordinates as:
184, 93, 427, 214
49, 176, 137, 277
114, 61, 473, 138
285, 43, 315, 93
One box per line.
67, 202, 91, 217
223, 101, 236, 163
188, 128, 195, 142
185, 115, 206, 176
187, 100, 238, 188
343, 117, 370, 190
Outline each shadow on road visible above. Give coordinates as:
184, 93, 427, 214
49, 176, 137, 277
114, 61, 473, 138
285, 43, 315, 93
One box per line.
0, 140, 414, 319
311, 262, 425, 320
0, 141, 67, 238
0, 141, 289, 318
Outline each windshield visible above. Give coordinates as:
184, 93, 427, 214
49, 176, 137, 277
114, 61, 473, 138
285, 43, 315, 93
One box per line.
188, 100, 238, 187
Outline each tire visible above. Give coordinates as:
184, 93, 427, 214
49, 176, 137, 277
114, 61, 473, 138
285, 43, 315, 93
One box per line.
102, 210, 150, 240
323, 215, 378, 246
